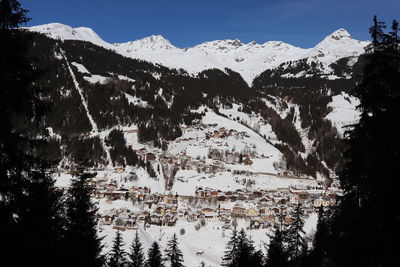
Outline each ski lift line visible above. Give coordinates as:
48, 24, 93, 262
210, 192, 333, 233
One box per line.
60, 49, 113, 167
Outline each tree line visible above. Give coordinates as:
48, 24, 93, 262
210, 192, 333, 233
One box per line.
107, 231, 183, 267
222, 203, 308, 267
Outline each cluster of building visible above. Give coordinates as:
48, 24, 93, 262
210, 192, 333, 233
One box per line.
93, 173, 339, 231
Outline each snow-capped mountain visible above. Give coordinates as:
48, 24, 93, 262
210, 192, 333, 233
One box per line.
27, 23, 111, 48
114, 35, 179, 52
27, 23, 369, 84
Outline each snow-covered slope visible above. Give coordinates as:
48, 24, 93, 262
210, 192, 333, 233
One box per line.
304, 29, 368, 63
326, 92, 361, 136
28, 23, 369, 85
27, 23, 112, 49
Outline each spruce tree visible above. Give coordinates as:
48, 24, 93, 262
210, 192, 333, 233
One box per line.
164, 233, 184, 267
308, 206, 330, 266
0, 0, 29, 29
265, 228, 288, 267
222, 228, 238, 266
64, 168, 105, 267
223, 228, 262, 267
109, 230, 128, 267
128, 231, 145, 267
319, 16, 400, 266
147, 241, 164, 267
0, 1, 62, 266
18, 170, 66, 267
235, 229, 260, 267
285, 203, 305, 262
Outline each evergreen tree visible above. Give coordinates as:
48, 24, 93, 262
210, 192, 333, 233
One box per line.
109, 230, 128, 267
0, 1, 63, 266
222, 228, 238, 266
265, 228, 288, 267
223, 228, 262, 267
147, 241, 164, 267
129, 231, 145, 267
18, 169, 66, 267
308, 206, 330, 266
369, 15, 386, 48
285, 203, 305, 262
235, 229, 257, 267
316, 17, 400, 266
164, 233, 184, 267
0, 0, 29, 29
64, 168, 105, 267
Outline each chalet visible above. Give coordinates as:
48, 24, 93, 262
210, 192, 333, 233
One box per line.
145, 194, 157, 204
259, 207, 274, 216
284, 216, 294, 224
149, 214, 162, 225
252, 191, 262, 198
210, 191, 218, 197
101, 215, 113, 225
113, 225, 126, 231
313, 197, 331, 207
246, 208, 259, 217
232, 204, 246, 217
201, 207, 216, 214
226, 195, 235, 202
243, 157, 253, 165
260, 215, 274, 223
290, 195, 300, 204
218, 210, 231, 221
146, 153, 156, 162
107, 183, 117, 190
201, 207, 217, 220
259, 197, 270, 205
125, 219, 137, 230
217, 195, 227, 202
237, 194, 246, 201
185, 212, 198, 222
154, 205, 165, 215
163, 194, 178, 205
137, 215, 147, 224
163, 213, 177, 226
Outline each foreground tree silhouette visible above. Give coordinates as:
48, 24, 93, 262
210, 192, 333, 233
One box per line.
312, 16, 400, 266
0, 0, 29, 29
109, 230, 128, 267
285, 203, 305, 263
307, 206, 330, 266
222, 228, 238, 266
222, 228, 263, 267
128, 231, 145, 267
265, 228, 288, 267
147, 241, 164, 267
0, 1, 64, 266
165, 233, 184, 267
64, 169, 105, 267
235, 229, 263, 267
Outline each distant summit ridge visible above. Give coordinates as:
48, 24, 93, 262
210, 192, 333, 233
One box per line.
27, 23, 369, 84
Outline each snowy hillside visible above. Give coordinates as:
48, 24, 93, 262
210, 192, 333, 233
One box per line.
326, 92, 361, 136
27, 23, 369, 85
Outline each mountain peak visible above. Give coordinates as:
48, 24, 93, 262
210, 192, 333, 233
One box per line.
114, 34, 178, 52
27, 22, 109, 48
328, 28, 352, 40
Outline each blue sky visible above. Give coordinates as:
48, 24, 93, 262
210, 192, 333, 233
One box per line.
21, 0, 399, 48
